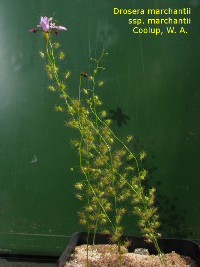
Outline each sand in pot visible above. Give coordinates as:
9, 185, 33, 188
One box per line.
64, 244, 197, 267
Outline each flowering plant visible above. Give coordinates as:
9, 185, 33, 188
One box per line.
29, 16, 167, 267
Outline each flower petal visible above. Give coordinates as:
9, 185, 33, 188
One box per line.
37, 16, 51, 32
51, 24, 67, 31
57, 25, 67, 31
29, 28, 37, 33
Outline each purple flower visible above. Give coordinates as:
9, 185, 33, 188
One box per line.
37, 16, 53, 32
29, 16, 67, 34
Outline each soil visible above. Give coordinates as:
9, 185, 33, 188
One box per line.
64, 244, 197, 267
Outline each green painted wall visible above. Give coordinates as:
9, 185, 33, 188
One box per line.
0, 0, 199, 256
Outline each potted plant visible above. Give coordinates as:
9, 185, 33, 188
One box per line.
29, 16, 200, 267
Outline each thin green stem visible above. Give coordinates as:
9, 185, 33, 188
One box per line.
90, 54, 118, 225
90, 107, 140, 173
86, 229, 90, 267
118, 239, 122, 267
78, 74, 82, 123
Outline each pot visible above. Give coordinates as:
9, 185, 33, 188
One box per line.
55, 232, 200, 267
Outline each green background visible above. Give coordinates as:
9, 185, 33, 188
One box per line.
0, 0, 199, 256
